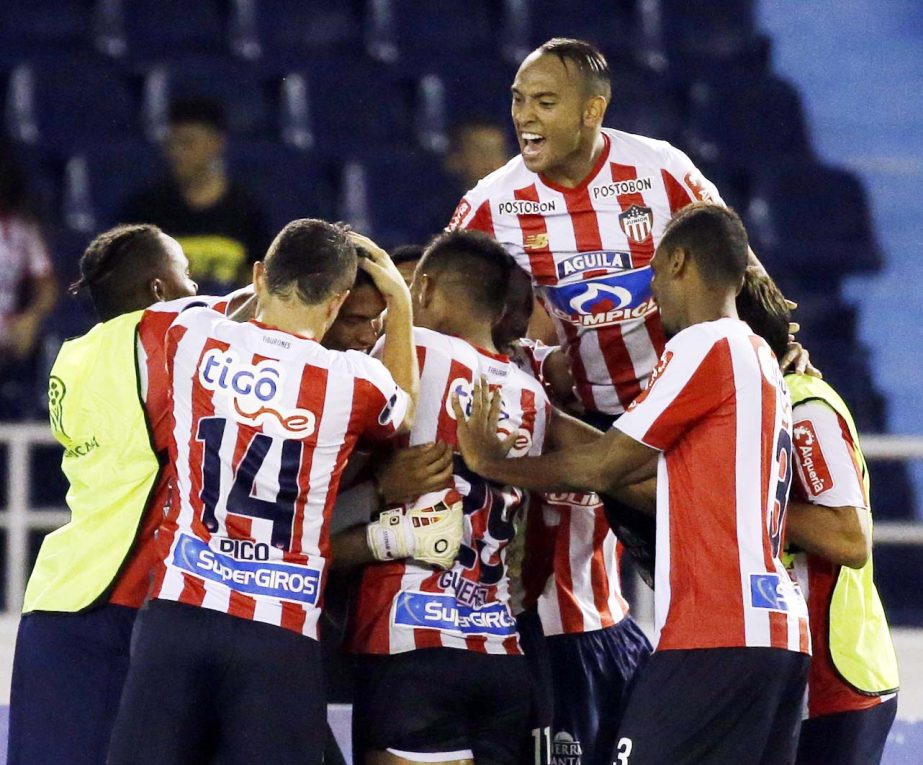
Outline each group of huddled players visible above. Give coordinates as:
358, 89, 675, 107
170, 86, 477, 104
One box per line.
10, 38, 899, 765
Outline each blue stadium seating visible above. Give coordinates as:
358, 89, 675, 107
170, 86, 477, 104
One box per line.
746, 160, 883, 279
527, 0, 638, 60
0, 0, 90, 64
238, 0, 363, 61
5, 56, 138, 156
683, 75, 811, 169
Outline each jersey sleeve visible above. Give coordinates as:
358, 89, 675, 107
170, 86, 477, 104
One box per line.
615, 332, 730, 452
348, 351, 410, 441
448, 190, 495, 235
659, 143, 725, 215
791, 400, 868, 509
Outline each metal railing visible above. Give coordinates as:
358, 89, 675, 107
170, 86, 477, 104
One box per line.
2, 423, 923, 614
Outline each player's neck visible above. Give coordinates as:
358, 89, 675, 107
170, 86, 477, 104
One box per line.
255, 296, 330, 340
685, 291, 740, 330
419, 313, 498, 354
541, 132, 606, 189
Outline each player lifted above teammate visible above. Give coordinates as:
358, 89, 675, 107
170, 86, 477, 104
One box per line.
455, 204, 811, 765
108, 220, 419, 765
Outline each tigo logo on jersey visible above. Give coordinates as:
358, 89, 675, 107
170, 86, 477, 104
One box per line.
793, 420, 834, 496
199, 349, 316, 436
555, 250, 634, 279
393, 591, 516, 637
543, 268, 656, 328
618, 205, 653, 244
172, 534, 321, 605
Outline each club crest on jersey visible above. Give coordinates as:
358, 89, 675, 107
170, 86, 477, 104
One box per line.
793, 420, 835, 495
618, 204, 653, 244
556, 250, 634, 279
543, 268, 657, 328
199, 349, 317, 436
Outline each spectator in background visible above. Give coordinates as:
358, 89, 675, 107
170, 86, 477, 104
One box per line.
119, 97, 271, 295
444, 119, 512, 193
0, 138, 57, 420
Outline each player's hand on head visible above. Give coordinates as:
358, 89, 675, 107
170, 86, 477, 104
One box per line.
374, 442, 454, 506
452, 378, 515, 476
349, 231, 411, 305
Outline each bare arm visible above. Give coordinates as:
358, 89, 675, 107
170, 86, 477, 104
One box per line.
350, 232, 420, 433
453, 381, 658, 495
785, 501, 871, 569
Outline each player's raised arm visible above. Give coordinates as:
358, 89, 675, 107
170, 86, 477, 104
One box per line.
349, 232, 419, 433
453, 379, 656, 494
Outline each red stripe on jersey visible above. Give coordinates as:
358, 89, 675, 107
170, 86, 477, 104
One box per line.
179, 571, 206, 607
281, 601, 307, 633
590, 511, 615, 627
838, 416, 868, 502
559, 320, 597, 411
289, 364, 329, 557
347, 564, 407, 654
468, 199, 495, 236
610, 163, 655, 266
437, 359, 474, 446
562, 186, 603, 251
228, 590, 256, 621
661, 169, 694, 215
225, 515, 253, 539
514, 185, 557, 281
596, 326, 643, 409
555, 510, 583, 631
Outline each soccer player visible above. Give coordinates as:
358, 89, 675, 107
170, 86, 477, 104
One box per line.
107, 220, 419, 765
8, 224, 199, 765
495, 268, 652, 765
454, 204, 810, 765
737, 271, 899, 765
344, 230, 554, 764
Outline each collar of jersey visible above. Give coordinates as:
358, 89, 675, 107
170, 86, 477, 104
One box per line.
247, 318, 319, 342
538, 131, 611, 194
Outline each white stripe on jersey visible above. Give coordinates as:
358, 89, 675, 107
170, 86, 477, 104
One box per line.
652, 458, 670, 649
730, 337, 773, 648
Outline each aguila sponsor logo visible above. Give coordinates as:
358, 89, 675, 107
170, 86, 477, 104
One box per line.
497, 199, 556, 216
793, 420, 834, 495
556, 250, 634, 279
591, 176, 653, 199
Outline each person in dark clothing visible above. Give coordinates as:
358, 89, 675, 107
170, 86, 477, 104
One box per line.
119, 98, 271, 295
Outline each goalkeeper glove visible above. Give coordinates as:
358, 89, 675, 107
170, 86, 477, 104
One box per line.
367, 500, 463, 569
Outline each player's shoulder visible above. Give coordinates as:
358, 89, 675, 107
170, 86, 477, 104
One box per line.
413, 326, 479, 364
666, 317, 754, 358
603, 127, 692, 168
506, 355, 551, 405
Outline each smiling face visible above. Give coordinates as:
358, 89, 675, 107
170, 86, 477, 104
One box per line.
511, 52, 602, 181
322, 283, 386, 353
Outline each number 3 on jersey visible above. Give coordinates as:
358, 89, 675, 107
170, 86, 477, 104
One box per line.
196, 416, 304, 550
770, 428, 793, 558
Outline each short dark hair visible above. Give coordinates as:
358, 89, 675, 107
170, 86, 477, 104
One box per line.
493, 266, 534, 350
537, 38, 611, 99
658, 203, 749, 287
72, 224, 172, 321
168, 97, 227, 132
736, 268, 791, 359
263, 219, 357, 305
390, 244, 424, 266
419, 230, 515, 321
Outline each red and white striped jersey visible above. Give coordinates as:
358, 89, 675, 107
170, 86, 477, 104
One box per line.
615, 318, 810, 653
509, 339, 630, 635
347, 327, 551, 655
111, 295, 229, 609
152, 308, 408, 639
450, 127, 722, 416
787, 400, 888, 717
525, 492, 629, 635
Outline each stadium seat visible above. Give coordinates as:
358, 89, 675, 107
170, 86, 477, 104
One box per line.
282, 57, 413, 155
650, 0, 758, 64
230, 0, 363, 62
366, 0, 495, 65
745, 160, 883, 280
141, 55, 273, 140
605, 64, 682, 143
4, 57, 138, 156
225, 139, 337, 233
683, 75, 811, 168
336, 149, 456, 248
0, 0, 90, 64
92, 0, 227, 60
526, 0, 638, 63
